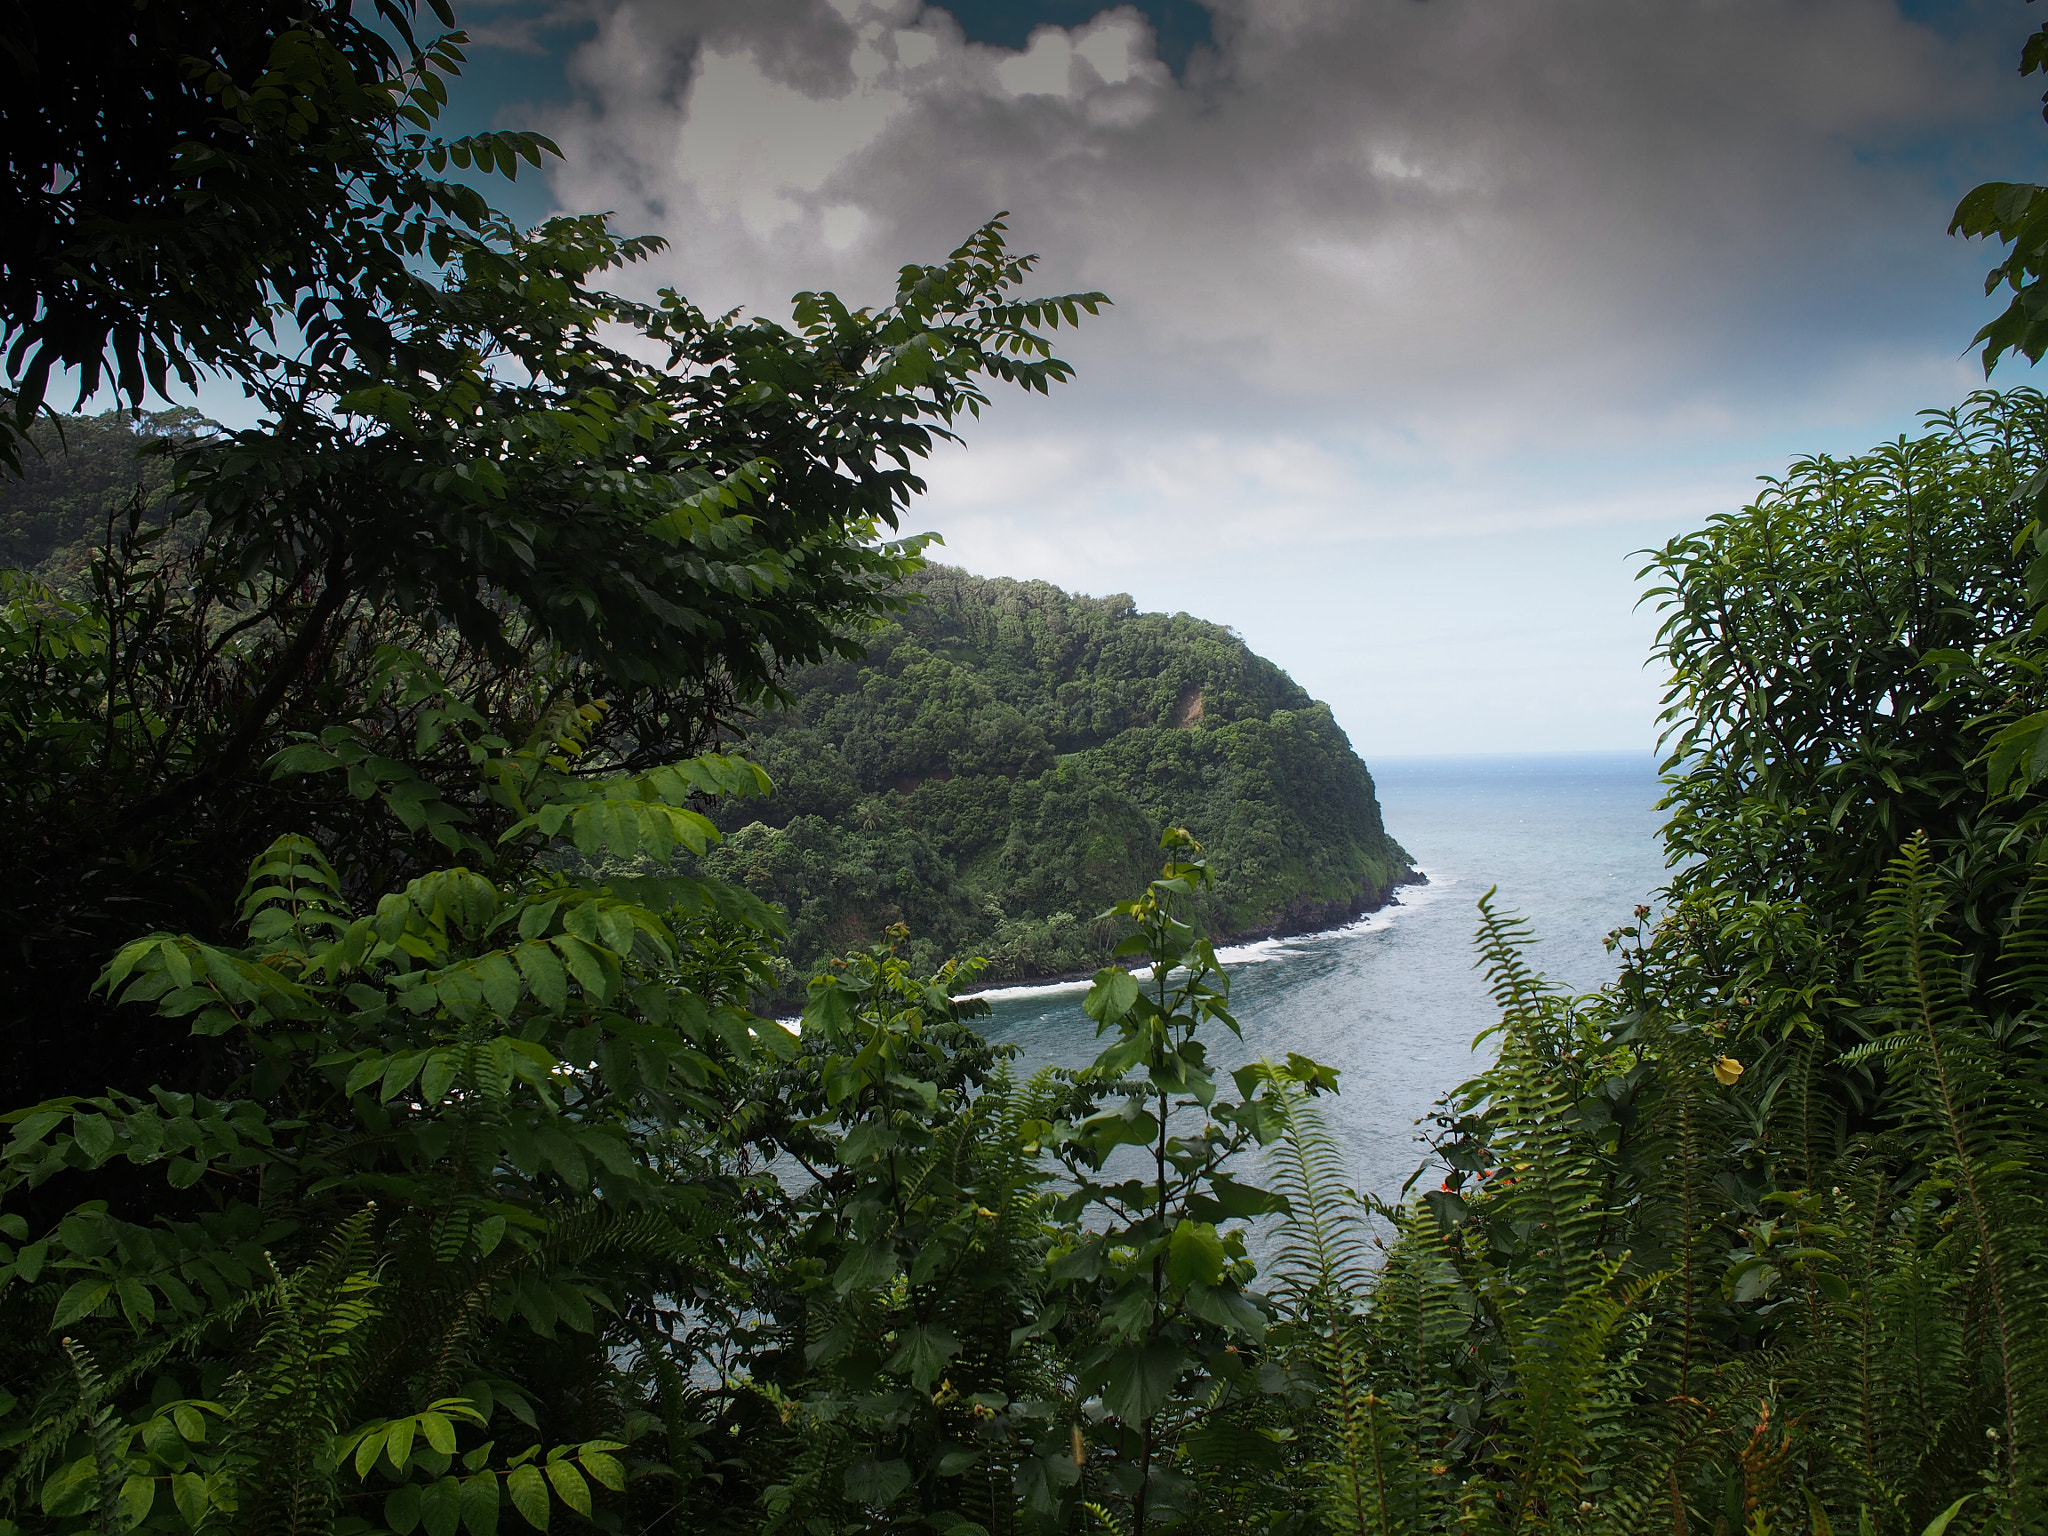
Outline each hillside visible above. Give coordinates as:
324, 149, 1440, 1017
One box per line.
0, 407, 202, 581
699, 563, 1417, 992
1, 420, 1416, 999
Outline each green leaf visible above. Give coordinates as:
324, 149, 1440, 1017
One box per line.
1101, 1336, 1184, 1426
835, 1120, 898, 1167
843, 1457, 913, 1509
1919, 1497, 1971, 1536
1178, 1419, 1282, 1471
387, 1416, 417, 1473
119, 1475, 156, 1528
10, 1240, 48, 1283
885, 1325, 959, 1391
459, 1472, 501, 1536
345, 1055, 387, 1096
474, 1215, 507, 1258
419, 1051, 461, 1106
551, 935, 609, 1000
356, 1424, 392, 1479
576, 1451, 625, 1493
514, 944, 567, 1015
471, 951, 523, 1017
421, 1476, 464, 1536
115, 1275, 156, 1327
173, 1470, 211, 1528
1184, 1281, 1266, 1339
143, 1413, 182, 1464
70, 1113, 116, 1163
506, 1464, 549, 1530
834, 1236, 897, 1295
1084, 967, 1139, 1024
542, 1458, 589, 1517
39, 1457, 97, 1517
1166, 1220, 1226, 1289
1186, 1175, 1289, 1221
366, 1484, 416, 1534
50, 1279, 111, 1330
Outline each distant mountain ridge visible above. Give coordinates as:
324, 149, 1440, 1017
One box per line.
697, 563, 1418, 993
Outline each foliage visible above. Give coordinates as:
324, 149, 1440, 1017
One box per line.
0, 409, 203, 582
0, 221, 1101, 1092
12, 3, 2048, 1533
1031, 829, 1330, 1534
16, 379, 2048, 1530
693, 565, 1416, 999
0, 0, 548, 469
1249, 848, 2048, 1535
1952, 0, 2048, 376
0, 724, 796, 1535
1640, 388, 2048, 1054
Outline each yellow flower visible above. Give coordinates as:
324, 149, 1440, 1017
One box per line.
1713, 1056, 1744, 1087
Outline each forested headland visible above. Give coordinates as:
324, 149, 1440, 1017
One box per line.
6, 4, 2048, 1535
693, 564, 1415, 996
0, 436, 1413, 1003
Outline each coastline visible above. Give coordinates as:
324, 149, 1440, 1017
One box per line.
957, 865, 1430, 1002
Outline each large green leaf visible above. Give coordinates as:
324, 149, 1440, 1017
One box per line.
1100, 1336, 1185, 1427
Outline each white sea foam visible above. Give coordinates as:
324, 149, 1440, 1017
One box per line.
952, 876, 1443, 1005
961, 975, 1096, 1003
776, 880, 1448, 1026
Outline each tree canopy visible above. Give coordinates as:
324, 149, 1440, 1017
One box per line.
11, 4, 2048, 1534
694, 564, 1414, 996
0, 4, 1102, 1103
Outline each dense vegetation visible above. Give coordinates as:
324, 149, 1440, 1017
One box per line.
7, 4, 2048, 1535
0, 409, 201, 581
0, 0, 1102, 1103
694, 564, 1413, 995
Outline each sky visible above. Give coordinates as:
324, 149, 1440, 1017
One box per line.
284, 2, 2048, 755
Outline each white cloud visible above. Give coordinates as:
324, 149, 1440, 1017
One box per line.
522, 0, 2046, 750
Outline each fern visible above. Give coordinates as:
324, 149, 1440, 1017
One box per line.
227, 1206, 382, 1535
1262, 1070, 1448, 1533
1860, 835, 2048, 1528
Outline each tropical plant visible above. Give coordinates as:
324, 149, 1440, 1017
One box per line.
0, 707, 794, 1533
1253, 852, 2048, 1535
1, 204, 1102, 1103
1026, 828, 1336, 1535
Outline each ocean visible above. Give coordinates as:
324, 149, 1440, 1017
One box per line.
970, 751, 1671, 1205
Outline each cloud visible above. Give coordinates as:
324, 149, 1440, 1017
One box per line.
519, 0, 2045, 750
456, 0, 604, 56
538, 0, 2009, 401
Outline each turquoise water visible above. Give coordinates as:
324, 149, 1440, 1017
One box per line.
973, 751, 1671, 1203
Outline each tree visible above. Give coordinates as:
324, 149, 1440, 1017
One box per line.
1952, 6, 2048, 376
0, 0, 533, 468
0, 0, 1103, 1103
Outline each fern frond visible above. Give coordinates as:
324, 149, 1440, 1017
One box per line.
1863, 835, 2048, 1526
1260, 1073, 1445, 1533
1259, 1066, 1375, 1304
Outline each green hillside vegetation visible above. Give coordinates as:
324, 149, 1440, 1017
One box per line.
12, 7, 2048, 1535
0, 407, 202, 583
698, 564, 1415, 993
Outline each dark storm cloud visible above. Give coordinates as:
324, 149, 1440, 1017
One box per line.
535, 0, 2021, 418
513, 0, 2047, 750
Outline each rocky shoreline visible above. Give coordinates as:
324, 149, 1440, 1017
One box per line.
958, 866, 1429, 998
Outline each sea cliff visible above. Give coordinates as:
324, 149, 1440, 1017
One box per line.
697, 564, 1418, 994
